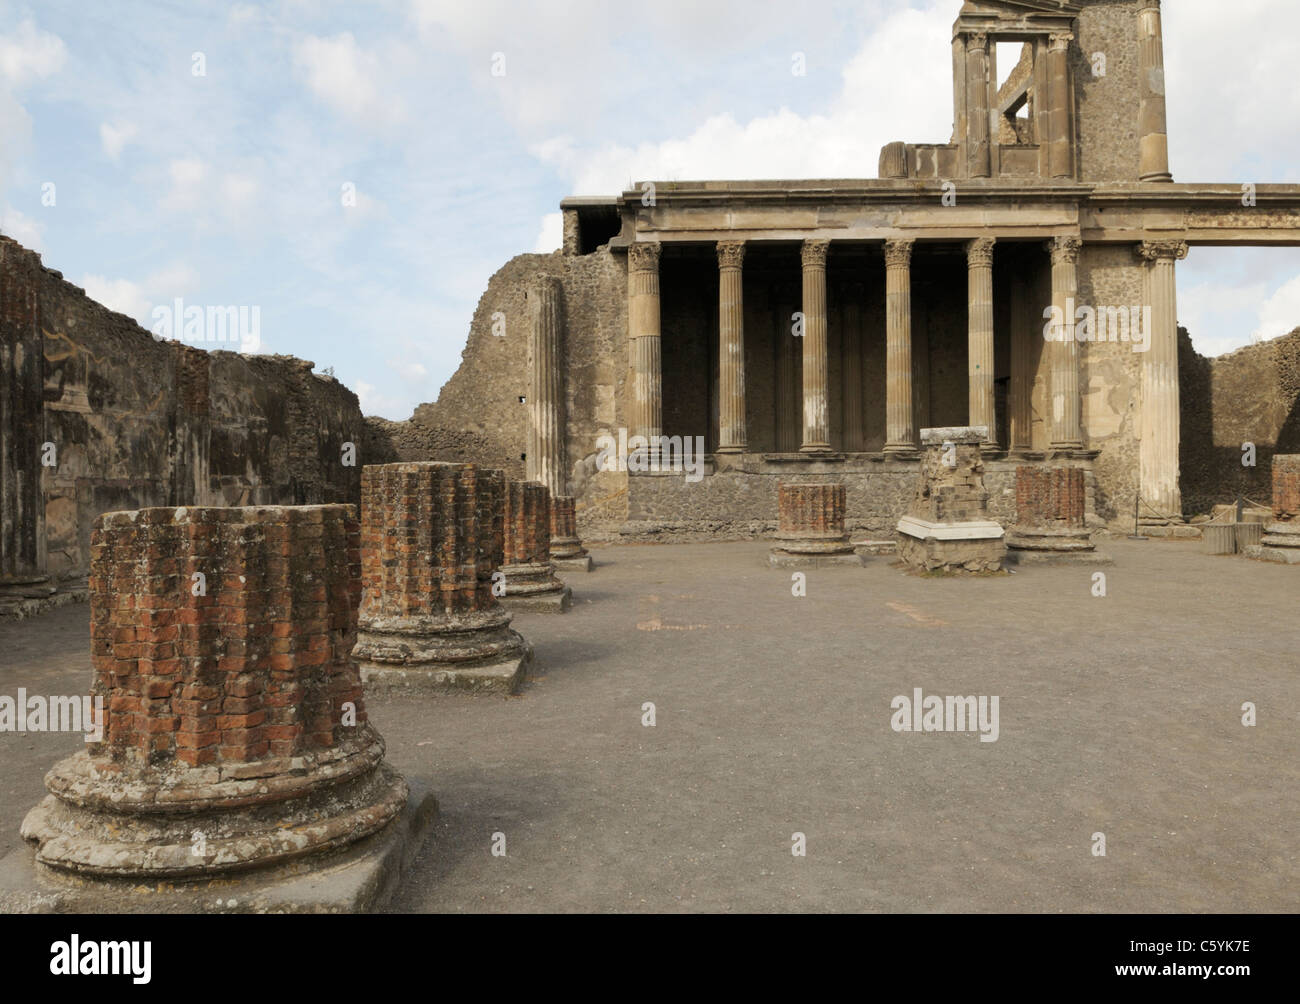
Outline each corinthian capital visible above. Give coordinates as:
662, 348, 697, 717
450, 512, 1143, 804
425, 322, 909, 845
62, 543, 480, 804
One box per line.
801, 239, 830, 269
1049, 32, 1074, 51
883, 239, 914, 269
966, 237, 996, 268
1135, 240, 1189, 262
628, 241, 662, 273
966, 31, 988, 52
717, 240, 746, 270
1048, 235, 1082, 266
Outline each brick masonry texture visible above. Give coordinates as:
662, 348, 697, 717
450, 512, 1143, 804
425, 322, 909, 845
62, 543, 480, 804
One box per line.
1016, 467, 1086, 528
1273, 455, 1300, 519
777, 483, 847, 540
360, 462, 506, 619
504, 481, 551, 566
88, 505, 364, 767
909, 443, 991, 523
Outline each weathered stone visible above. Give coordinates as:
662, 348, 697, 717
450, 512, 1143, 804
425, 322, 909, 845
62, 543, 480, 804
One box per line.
353, 462, 533, 693
770, 482, 861, 566
550, 495, 593, 572
897, 430, 1006, 573
10, 505, 431, 909
499, 480, 572, 612
1006, 466, 1111, 565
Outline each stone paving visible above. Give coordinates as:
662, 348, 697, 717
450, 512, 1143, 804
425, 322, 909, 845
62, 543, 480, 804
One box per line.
1, 537, 1295, 912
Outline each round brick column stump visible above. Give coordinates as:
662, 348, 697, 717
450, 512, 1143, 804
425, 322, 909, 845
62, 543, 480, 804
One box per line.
550, 495, 592, 572
353, 462, 533, 694
769, 483, 861, 567
19, 505, 411, 881
500, 481, 572, 612
1006, 466, 1111, 565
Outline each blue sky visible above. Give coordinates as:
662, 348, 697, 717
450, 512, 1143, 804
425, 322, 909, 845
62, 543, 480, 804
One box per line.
3, 0, 1299, 420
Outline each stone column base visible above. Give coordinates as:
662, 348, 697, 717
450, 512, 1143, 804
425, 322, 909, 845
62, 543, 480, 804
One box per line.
355, 608, 533, 694
768, 536, 862, 567
897, 518, 1007, 573
1, 775, 438, 913
1005, 526, 1112, 566
551, 537, 593, 572
499, 562, 573, 613
1244, 522, 1300, 564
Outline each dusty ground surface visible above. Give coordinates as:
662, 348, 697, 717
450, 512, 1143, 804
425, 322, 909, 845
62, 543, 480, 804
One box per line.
1, 538, 1295, 913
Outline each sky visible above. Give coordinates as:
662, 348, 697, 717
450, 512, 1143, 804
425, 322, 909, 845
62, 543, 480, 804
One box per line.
2, 0, 1299, 420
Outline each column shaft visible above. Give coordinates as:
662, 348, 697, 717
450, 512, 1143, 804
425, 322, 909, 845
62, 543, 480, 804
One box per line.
1049, 236, 1082, 450
800, 240, 831, 452
1047, 34, 1075, 180
966, 33, 991, 178
776, 297, 801, 453
627, 242, 662, 450
717, 241, 747, 453
884, 240, 916, 454
1138, 2, 1172, 182
526, 276, 566, 499
1137, 240, 1188, 520
967, 238, 996, 447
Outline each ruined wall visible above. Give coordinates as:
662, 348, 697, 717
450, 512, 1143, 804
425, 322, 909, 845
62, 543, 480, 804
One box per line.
412, 247, 629, 536
0, 238, 364, 589
1181, 326, 1300, 516
1073, 0, 1143, 184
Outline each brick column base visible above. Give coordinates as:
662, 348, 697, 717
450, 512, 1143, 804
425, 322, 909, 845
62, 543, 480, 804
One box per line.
1006, 466, 1111, 565
769, 483, 861, 567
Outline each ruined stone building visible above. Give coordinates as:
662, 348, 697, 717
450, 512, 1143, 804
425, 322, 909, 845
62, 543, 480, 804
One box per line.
0, 238, 364, 615
413, 0, 1300, 539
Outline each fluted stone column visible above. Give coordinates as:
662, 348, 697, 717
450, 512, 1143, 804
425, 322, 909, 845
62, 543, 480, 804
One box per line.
17, 505, 419, 897
1048, 236, 1083, 450
500, 480, 571, 613
1136, 240, 1188, 522
966, 32, 991, 179
884, 239, 917, 454
628, 242, 663, 459
800, 240, 831, 452
527, 276, 566, 498
717, 241, 747, 453
967, 237, 996, 450
1138, 1, 1173, 183
1047, 33, 1075, 180
354, 462, 532, 693
841, 284, 865, 452
1009, 271, 1033, 453
0, 239, 48, 595
776, 299, 802, 453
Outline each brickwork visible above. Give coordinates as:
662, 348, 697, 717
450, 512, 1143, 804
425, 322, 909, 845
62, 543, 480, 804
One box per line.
20, 502, 409, 879
549, 495, 589, 561
777, 483, 847, 540
910, 443, 990, 523
1015, 466, 1086, 528
360, 461, 504, 620
353, 462, 532, 690
1272, 455, 1300, 520
504, 481, 551, 566
88, 505, 364, 767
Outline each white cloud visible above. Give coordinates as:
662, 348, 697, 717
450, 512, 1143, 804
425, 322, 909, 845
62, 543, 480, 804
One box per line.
0, 19, 66, 87
1253, 275, 1300, 343
79, 264, 199, 326
0, 204, 45, 250
293, 33, 406, 128
99, 122, 138, 161
161, 157, 208, 211
532, 212, 562, 253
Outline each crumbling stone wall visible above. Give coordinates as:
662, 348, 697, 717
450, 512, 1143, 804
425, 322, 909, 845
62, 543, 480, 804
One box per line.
1180, 326, 1300, 516
0, 237, 365, 592
1073, 0, 1144, 184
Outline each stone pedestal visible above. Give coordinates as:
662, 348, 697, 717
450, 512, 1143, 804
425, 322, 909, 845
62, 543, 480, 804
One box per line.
769, 482, 860, 567
3, 505, 432, 913
550, 495, 592, 572
353, 463, 532, 694
1245, 455, 1300, 564
896, 427, 1006, 573
1006, 466, 1110, 565
500, 481, 572, 612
